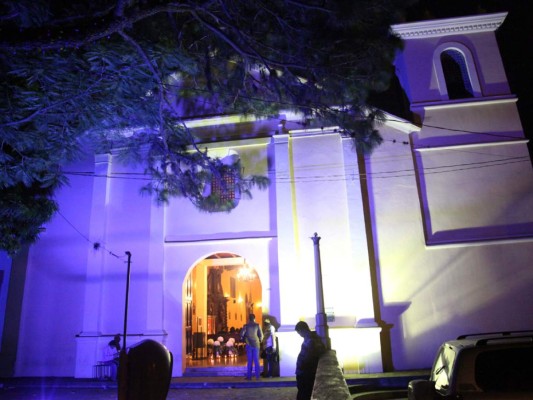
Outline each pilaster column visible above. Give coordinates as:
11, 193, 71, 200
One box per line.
79, 153, 112, 336
340, 137, 376, 322
272, 134, 299, 325
75, 154, 112, 377
144, 201, 166, 338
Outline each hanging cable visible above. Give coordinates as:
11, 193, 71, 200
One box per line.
56, 210, 121, 258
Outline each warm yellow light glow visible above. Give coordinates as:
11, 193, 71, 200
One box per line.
184, 114, 258, 128
329, 327, 383, 373
237, 263, 256, 281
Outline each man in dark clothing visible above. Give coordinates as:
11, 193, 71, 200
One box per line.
295, 321, 326, 400
241, 314, 263, 380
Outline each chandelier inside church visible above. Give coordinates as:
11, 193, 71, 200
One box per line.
237, 262, 256, 282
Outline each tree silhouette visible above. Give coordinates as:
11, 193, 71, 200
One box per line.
0, 0, 415, 255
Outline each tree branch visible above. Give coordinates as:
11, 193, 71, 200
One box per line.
118, 30, 170, 153
117, 31, 213, 169
0, 3, 193, 51
1, 77, 105, 128
189, 8, 314, 71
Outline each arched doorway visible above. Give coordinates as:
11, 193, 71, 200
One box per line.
184, 252, 262, 371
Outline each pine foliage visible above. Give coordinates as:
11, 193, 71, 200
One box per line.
0, 0, 415, 255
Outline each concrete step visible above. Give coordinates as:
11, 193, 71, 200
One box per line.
351, 390, 408, 399
183, 366, 247, 377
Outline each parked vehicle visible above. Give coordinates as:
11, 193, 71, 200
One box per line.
408, 331, 533, 399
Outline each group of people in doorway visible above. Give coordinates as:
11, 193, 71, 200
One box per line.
102, 316, 325, 400
240, 314, 278, 379
241, 314, 326, 400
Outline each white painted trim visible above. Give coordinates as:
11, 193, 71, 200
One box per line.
288, 126, 340, 137
201, 136, 272, 149
381, 111, 421, 134
183, 114, 260, 128
182, 111, 303, 129
165, 232, 276, 243
433, 42, 482, 99
414, 139, 529, 152
391, 12, 507, 39
411, 95, 517, 111
426, 235, 533, 249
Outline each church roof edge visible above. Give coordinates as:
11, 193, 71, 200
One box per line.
390, 12, 507, 39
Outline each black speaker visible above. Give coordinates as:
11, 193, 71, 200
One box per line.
122, 339, 173, 400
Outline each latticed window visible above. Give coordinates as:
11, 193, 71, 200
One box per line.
192, 153, 242, 212
441, 49, 474, 99
211, 170, 236, 203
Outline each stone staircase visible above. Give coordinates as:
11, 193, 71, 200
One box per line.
183, 365, 247, 377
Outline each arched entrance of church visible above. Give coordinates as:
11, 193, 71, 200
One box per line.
184, 252, 262, 373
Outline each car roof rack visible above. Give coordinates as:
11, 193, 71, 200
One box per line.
474, 335, 533, 346
457, 330, 533, 340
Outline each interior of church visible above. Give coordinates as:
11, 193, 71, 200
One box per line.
185, 253, 264, 368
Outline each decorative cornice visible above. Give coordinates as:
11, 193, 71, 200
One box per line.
288, 126, 340, 137
410, 95, 517, 111
391, 12, 507, 39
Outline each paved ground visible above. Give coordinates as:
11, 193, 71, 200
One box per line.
1, 377, 298, 400
0, 386, 298, 400
0, 371, 427, 399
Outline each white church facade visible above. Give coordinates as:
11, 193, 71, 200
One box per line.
1, 12, 532, 378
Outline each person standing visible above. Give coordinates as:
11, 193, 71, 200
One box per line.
240, 314, 263, 380
294, 321, 326, 400
262, 318, 277, 377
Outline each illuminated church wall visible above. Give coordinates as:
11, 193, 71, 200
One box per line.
271, 130, 380, 375
12, 155, 97, 376
386, 12, 533, 369
3, 12, 533, 378
159, 137, 279, 373
164, 138, 273, 238
367, 122, 533, 369
393, 14, 510, 104
163, 234, 276, 373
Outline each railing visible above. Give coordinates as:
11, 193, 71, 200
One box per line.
312, 350, 351, 400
